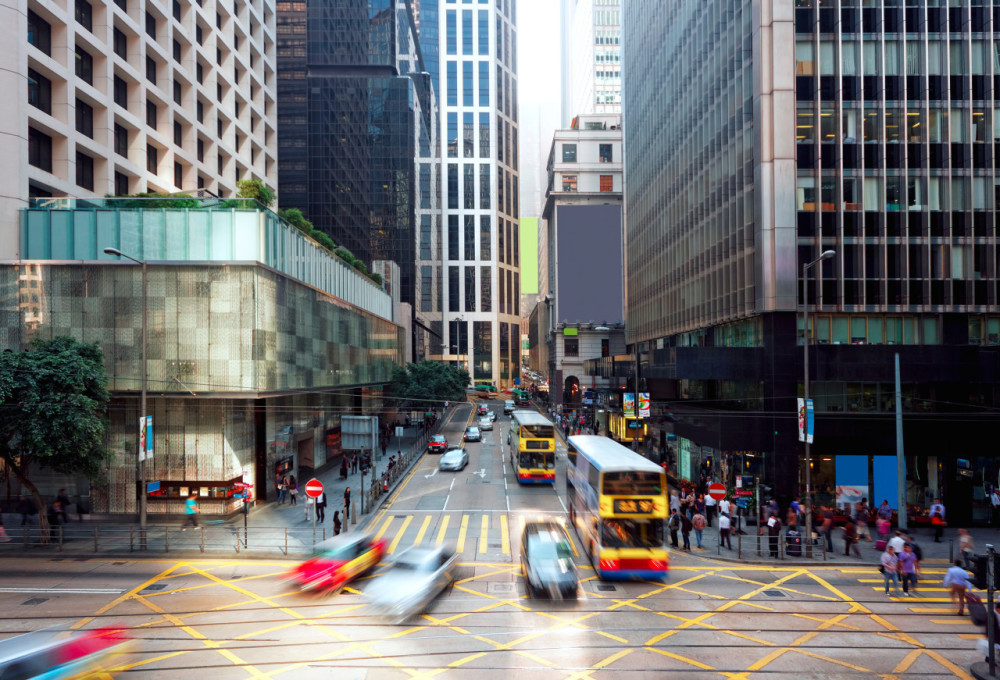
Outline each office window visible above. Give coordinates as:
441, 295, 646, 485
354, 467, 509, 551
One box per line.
562, 175, 578, 192
497, 116, 504, 162
599, 143, 612, 162
76, 151, 94, 190
147, 144, 158, 173
465, 266, 476, 312
197, 137, 204, 162
114, 75, 128, 108
480, 164, 490, 208
28, 128, 52, 172
600, 175, 613, 192
114, 124, 128, 157
146, 99, 157, 127
196, 24, 203, 45
480, 215, 491, 260
446, 10, 457, 54
421, 265, 433, 312
448, 215, 459, 260
196, 99, 204, 123
173, 120, 182, 146
146, 13, 156, 39
217, 119, 223, 137
463, 61, 473, 106
27, 69, 51, 114
215, 11, 222, 28
478, 10, 488, 55
464, 215, 476, 259
76, 0, 93, 32
115, 0, 126, 9
464, 164, 475, 209
562, 143, 577, 162
463, 10, 473, 54
602, 339, 610, 357
113, 27, 127, 59
479, 112, 490, 156
449, 267, 460, 312
146, 55, 157, 85
565, 337, 579, 356
114, 171, 129, 196
447, 62, 457, 105
75, 45, 94, 85
28, 10, 52, 56
480, 266, 492, 312
463, 112, 474, 158
173, 0, 181, 21
479, 61, 489, 106
76, 98, 94, 137
217, 83, 223, 102
174, 161, 183, 187
197, 62, 203, 84
217, 153, 223, 175
173, 39, 181, 62
173, 80, 182, 104
448, 164, 458, 209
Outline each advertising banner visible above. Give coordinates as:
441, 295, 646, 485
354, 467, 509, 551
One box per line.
797, 398, 806, 442
835, 455, 868, 513
138, 416, 152, 461
806, 399, 815, 443
623, 393, 635, 417
638, 392, 650, 417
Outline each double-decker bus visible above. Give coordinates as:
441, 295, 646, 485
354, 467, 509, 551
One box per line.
566, 435, 669, 580
508, 410, 556, 484
608, 412, 647, 445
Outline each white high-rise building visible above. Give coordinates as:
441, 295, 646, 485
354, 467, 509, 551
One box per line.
414, 0, 521, 388
0, 0, 278, 255
560, 0, 621, 126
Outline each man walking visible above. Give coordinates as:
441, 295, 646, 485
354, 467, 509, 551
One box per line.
181, 492, 200, 530
704, 492, 717, 527
668, 508, 680, 548
315, 490, 326, 523
719, 512, 732, 550
991, 487, 1000, 526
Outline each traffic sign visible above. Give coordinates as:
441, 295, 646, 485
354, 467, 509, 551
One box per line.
707, 483, 726, 501
304, 479, 324, 498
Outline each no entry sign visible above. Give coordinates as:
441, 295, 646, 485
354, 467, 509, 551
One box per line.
708, 483, 727, 501
304, 479, 324, 498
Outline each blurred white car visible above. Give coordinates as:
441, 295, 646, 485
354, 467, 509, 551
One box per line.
365, 545, 457, 622
439, 448, 469, 471
478, 416, 493, 431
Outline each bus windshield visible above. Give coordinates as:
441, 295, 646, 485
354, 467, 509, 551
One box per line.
519, 451, 555, 469
522, 424, 554, 438
599, 518, 664, 549
601, 471, 663, 496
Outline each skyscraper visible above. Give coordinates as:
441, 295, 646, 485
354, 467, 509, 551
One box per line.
413, 0, 521, 387
623, 0, 1000, 525
560, 0, 621, 127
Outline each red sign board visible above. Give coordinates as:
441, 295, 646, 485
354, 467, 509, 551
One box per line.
708, 483, 727, 501
304, 479, 324, 498
735, 490, 754, 497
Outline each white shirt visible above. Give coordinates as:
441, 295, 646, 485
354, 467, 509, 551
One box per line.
705, 495, 717, 507
991, 492, 1000, 508
888, 535, 906, 553
719, 499, 731, 515
670, 494, 680, 513
719, 515, 731, 531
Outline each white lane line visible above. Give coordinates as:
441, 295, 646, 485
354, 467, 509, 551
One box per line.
0, 588, 127, 594
557, 494, 568, 513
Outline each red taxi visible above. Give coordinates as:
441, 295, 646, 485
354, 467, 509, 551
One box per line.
427, 434, 448, 453
286, 533, 386, 593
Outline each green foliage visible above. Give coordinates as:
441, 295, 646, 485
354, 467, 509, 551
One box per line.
368, 271, 384, 287
313, 231, 336, 251
334, 246, 356, 264
235, 179, 276, 208
105, 193, 200, 209
351, 260, 368, 276
278, 208, 315, 237
390, 361, 469, 408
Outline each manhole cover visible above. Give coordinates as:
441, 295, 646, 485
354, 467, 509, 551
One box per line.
22, 598, 48, 606
488, 583, 517, 594
142, 584, 166, 592
596, 585, 617, 592
489, 543, 502, 548
762, 589, 788, 598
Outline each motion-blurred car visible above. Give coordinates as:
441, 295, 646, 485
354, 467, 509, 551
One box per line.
485, 409, 497, 422
427, 435, 448, 453
463, 426, 481, 442
504, 400, 516, 414
477, 404, 491, 418
285, 533, 386, 593
478, 416, 493, 431
439, 448, 469, 471
521, 520, 578, 599
0, 627, 132, 680
365, 545, 458, 622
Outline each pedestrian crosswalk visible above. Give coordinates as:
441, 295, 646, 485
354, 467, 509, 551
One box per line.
366, 511, 578, 559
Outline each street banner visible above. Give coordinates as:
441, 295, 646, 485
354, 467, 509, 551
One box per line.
638, 392, 650, 418
623, 393, 635, 417
139, 416, 153, 461
797, 398, 806, 442
806, 398, 814, 444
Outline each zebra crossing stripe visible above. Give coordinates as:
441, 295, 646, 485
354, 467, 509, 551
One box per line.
457, 514, 470, 552
388, 515, 413, 554
374, 515, 394, 541
414, 515, 432, 545
500, 514, 510, 554
479, 515, 489, 553
436, 515, 451, 545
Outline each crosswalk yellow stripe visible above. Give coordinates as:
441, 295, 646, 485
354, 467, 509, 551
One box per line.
414, 515, 432, 546
388, 515, 413, 554
436, 515, 451, 545
374, 515, 394, 541
479, 515, 489, 553
457, 515, 469, 552
500, 514, 510, 554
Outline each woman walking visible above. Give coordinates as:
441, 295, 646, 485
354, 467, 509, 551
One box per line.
881, 545, 903, 596
333, 510, 342, 536
288, 476, 298, 506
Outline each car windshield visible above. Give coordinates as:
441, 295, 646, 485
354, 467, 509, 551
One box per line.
528, 531, 573, 560
431, 435, 445, 442
466, 427, 479, 433
315, 538, 366, 560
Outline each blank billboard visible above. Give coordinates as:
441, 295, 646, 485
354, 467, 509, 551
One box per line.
555, 204, 623, 325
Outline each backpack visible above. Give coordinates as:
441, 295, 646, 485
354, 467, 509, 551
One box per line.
693, 514, 706, 530
669, 514, 680, 530
907, 541, 923, 561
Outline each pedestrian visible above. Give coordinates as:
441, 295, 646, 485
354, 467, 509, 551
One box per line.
344, 486, 351, 521
992, 487, 1000, 526
881, 545, 903, 596
56, 489, 71, 524
669, 492, 680, 516
333, 510, 341, 536
181, 492, 200, 530
274, 472, 283, 504
340, 456, 348, 480
719, 512, 732, 549
278, 476, 288, 505
381, 440, 387, 459
694, 494, 706, 521
668, 508, 680, 548
855, 499, 870, 542
719, 496, 731, 519
0, 511, 9, 543
692, 511, 706, 549
768, 498, 779, 521
789, 497, 801, 524
820, 506, 834, 552
958, 529, 974, 569
704, 491, 717, 527
929, 497, 946, 542
944, 558, 972, 615
876, 517, 891, 544
683, 488, 695, 519
898, 542, 919, 596
877, 499, 892, 524
47, 498, 63, 539
315, 490, 326, 522
288, 476, 298, 506
768, 513, 782, 558
888, 530, 906, 554
680, 512, 692, 552
843, 519, 861, 558
17, 495, 33, 526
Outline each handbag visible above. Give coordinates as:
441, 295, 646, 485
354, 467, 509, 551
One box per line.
879, 564, 885, 574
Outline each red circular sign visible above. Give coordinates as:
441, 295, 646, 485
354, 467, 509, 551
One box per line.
304, 479, 324, 498
708, 483, 727, 501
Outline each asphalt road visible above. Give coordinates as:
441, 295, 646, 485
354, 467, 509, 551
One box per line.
0, 401, 989, 678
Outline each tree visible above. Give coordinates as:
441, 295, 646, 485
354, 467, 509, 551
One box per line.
390, 361, 468, 409
0, 337, 111, 542
236, 178, 276, 209
278, 208, 314, 237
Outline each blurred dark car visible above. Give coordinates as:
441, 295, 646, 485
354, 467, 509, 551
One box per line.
439, 448, 469, 471
521, 520, 578, 599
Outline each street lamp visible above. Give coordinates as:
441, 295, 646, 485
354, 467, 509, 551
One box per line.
802, 249, 835, 556
104, 246, 148, 546
455, 316, 464, 373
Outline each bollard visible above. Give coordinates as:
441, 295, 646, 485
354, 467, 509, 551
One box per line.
130, 525, 134, 552
738, 530, 742, 560
822, 536, 827, 561
949, 539, 954, 563
165, 527, 169, 552
200, 527, 205, 553
756, 527, 761, 556
57, 526, 63, 552
94, 527, 99, 553
352, 500, 357, 525
989, 545, 997, 676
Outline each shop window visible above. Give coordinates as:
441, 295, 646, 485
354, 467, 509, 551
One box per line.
600, 175, 613, 192
562, 175, 577, 192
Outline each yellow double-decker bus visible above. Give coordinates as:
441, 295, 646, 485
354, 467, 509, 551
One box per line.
566, 435, 669, 580
507, 410, 556, 484
608, 412, 647, 445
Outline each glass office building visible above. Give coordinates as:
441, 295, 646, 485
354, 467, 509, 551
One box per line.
623, 0, 1000, 524
5, 200, 402, 515
276, 0, 437, 314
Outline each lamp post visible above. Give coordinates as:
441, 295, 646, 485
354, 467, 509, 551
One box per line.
104, 247, 148, 546
455, 316, 464, 373
802, 249, 835, 556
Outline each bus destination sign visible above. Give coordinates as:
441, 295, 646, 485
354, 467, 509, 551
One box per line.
613, 498, 656, 514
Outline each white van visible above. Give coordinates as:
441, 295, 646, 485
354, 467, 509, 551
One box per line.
503, 400, 516, 415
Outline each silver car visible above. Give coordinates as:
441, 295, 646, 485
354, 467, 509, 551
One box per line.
478, 416, 493, 431
364, 545, 457, 622
439, 447, 469, 471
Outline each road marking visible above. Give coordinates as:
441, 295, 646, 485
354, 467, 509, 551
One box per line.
0, 588, 126, 594
480, 514, 490, 553
374, 515, 394, 541
424, 469, 438, 479
457, 514, 469, 552
436, 515, 451, 546
911, 607, 957, 613
929, 618, 979, 625
500, 514, 510, 554
414, 514, 432, 546
69, 562, 181, 630
388, 515, 413, 554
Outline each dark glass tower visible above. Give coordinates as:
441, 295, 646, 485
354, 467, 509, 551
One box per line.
277, 0, 437, 310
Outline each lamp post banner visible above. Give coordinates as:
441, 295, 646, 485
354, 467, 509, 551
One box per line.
138, 416, 152, 461
797, 398, 805, 442
806, 399, 814, 444
138, 417, 146, 462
